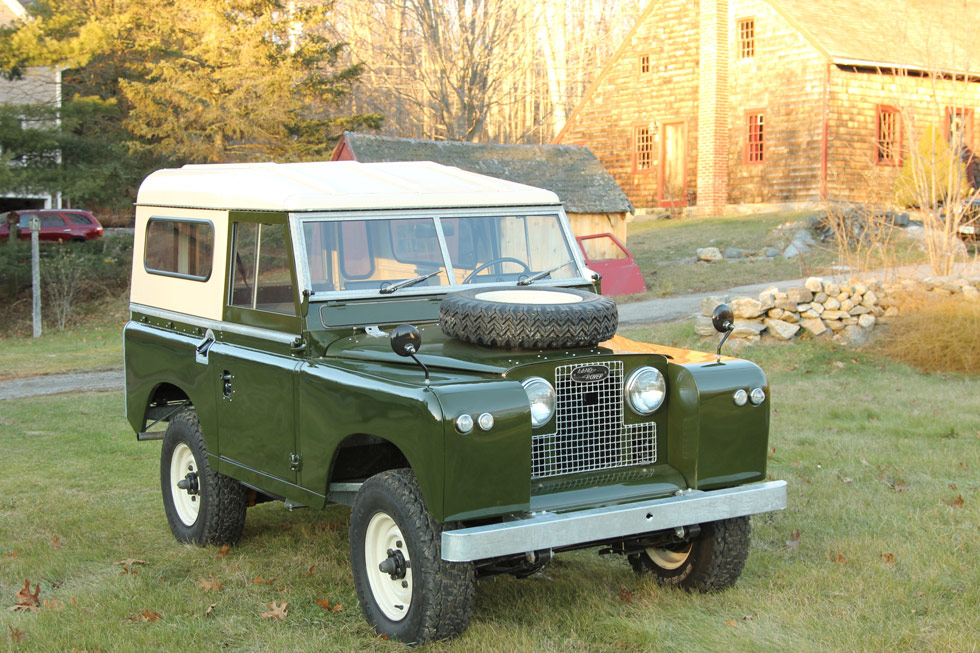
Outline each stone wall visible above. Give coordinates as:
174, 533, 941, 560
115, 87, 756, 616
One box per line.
696, 275, 980, 346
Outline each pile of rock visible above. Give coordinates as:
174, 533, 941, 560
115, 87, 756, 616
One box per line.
695, 276, 980, 346
696, 230, 814, 262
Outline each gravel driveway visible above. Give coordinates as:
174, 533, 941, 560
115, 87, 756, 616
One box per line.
0, 370, 124, 401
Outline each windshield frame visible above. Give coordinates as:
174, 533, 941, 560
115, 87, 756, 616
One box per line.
289, 205, 591, 301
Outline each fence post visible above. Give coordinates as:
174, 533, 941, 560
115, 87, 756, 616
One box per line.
31, 215, 42, 338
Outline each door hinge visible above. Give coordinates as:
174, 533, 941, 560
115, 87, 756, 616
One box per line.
289, 453, 302, 472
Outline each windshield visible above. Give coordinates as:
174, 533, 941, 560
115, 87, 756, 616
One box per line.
301, 213, 581, 295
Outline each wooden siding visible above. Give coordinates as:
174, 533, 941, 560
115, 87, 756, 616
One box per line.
558, 0, 701, 209
727, 0, 826, 204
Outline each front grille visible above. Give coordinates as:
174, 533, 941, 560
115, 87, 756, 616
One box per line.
530, 361, 657, 480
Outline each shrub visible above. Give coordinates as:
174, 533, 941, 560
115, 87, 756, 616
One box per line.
878, 293, 980, 374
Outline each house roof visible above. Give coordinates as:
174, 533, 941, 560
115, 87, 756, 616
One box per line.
136, 161, 560, 212
334, 132, 633, 214
0, 0, 26, 26
769, 0, 980, 74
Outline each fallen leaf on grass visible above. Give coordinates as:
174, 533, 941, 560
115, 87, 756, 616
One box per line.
884, 478, 910, 492
252, 575, 277, 585
4, 551, 17, 559
832, 553, 846, 563
50, 537, 61, 549
9, 580, 40, 611
881, 553, 896, 564
725, 619, 737, 627
217, 545, 230, 558
127, 609, 161, 623
742, 615, 755, 621
205, 604, 216, 617
836, 472, 853, 484
619, 586, 633, 604
42, 599, 63, 610
119, 567, 138, 576
114, 559, 148, 567
786, 528, 801, 548
945, 494, 964, 507
196, 574, 222, 593
306, 564, 317, 577
949, 482, 958, 490
7, 625, 25, 642
316, 598, 343, 612
261, 601, 288, 620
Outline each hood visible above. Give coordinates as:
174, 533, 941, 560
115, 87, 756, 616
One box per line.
322, 324, 611, 375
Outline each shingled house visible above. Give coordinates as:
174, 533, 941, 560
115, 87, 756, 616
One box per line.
0, 0, 61, 212
556, 0, 980, 215
331, 132, 633, 256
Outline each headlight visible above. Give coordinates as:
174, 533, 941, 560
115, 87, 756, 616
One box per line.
522, 377, 555, 427
625, 366, 666, 415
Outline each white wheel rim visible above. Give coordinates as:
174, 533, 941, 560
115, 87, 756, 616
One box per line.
474, 289, 583, 305
646, 542, 693, 570
364, 512, 413, 622
169, 442, 200, 526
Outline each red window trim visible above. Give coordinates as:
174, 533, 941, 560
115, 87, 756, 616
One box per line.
632, 125, 655, 174
737, 17, 755, 59
745, 110, 765, 164
875, 105, 901, 166
945, 106, 975, 148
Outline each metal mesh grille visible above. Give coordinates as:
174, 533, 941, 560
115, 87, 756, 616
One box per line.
531, 361, 657, 480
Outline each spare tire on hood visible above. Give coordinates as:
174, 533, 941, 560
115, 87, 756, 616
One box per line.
439, 286, 618, 350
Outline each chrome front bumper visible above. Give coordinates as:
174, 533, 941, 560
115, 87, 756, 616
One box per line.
441, 480, 787, 562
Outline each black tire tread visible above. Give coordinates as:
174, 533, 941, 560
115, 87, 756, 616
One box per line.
351, 469, 474, 643
162, 410, 247, 546
629, 516, 751, 592
439, 287, 617, 349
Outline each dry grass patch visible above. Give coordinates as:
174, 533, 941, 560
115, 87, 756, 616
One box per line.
878, 294, 980, 373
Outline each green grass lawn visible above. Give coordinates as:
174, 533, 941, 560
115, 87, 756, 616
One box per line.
621, 212, 926, 301
2, 329, 978, 651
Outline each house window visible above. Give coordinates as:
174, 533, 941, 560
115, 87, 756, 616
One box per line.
746, 113, 764, 163
877, 106, 901, 165
635, 127, 654, 170
947, 107, 974, 147
738, 18, 755, 59
640, 54, 651, 74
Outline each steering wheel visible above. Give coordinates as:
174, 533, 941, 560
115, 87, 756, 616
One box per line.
462, 257, 530, 284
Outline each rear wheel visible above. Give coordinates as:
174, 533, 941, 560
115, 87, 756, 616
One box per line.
350, 469, 475, 643
628, 517, 751, 592
160, 411, 247, 546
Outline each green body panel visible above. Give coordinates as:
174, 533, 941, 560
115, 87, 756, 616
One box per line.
665, 359, 769, 490
209, 340, 301, 492
294, 359, 447, 515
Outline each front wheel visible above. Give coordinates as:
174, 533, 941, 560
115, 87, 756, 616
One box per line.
628, 517, 751, 592
350, 469, 475, 643
160, 411, 247, 546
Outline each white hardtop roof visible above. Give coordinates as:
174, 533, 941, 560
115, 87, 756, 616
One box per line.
136, 160, 560, 212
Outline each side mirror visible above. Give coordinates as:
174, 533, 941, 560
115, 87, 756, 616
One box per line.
711, 304, 735, 362
390, 324, 422, 357
711, 304, 734, 333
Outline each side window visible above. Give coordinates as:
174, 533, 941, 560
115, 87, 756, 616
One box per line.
65, 213, 93, 225
18, 214, 34, 228
230, 222, 295, 315
40, 214, 65, 227
144, 218, 214, 281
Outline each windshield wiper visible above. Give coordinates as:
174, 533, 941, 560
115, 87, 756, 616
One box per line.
379, 269, 442, 294
517, 260, 573, 286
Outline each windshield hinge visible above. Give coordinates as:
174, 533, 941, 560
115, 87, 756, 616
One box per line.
289, 453, 303, 472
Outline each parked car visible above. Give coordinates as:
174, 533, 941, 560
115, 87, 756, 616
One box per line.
0, 209, 103, 242
124, 161, 786, 644
947, 197, 980, 240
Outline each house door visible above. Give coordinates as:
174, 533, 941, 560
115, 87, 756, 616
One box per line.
659, 122, 686, 207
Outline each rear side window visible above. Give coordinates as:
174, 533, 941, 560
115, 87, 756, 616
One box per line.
40, 214, 65, 227
65, 213, 93, 225
144, 218, 214, 281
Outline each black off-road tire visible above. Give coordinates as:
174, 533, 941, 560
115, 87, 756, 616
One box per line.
439, 286, 617, 349
628, 517, 751, 592
160, 410, 247, 546
350, 469, 475, 643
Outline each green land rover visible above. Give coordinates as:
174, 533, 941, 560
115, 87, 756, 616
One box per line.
124, 161, 786, 643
